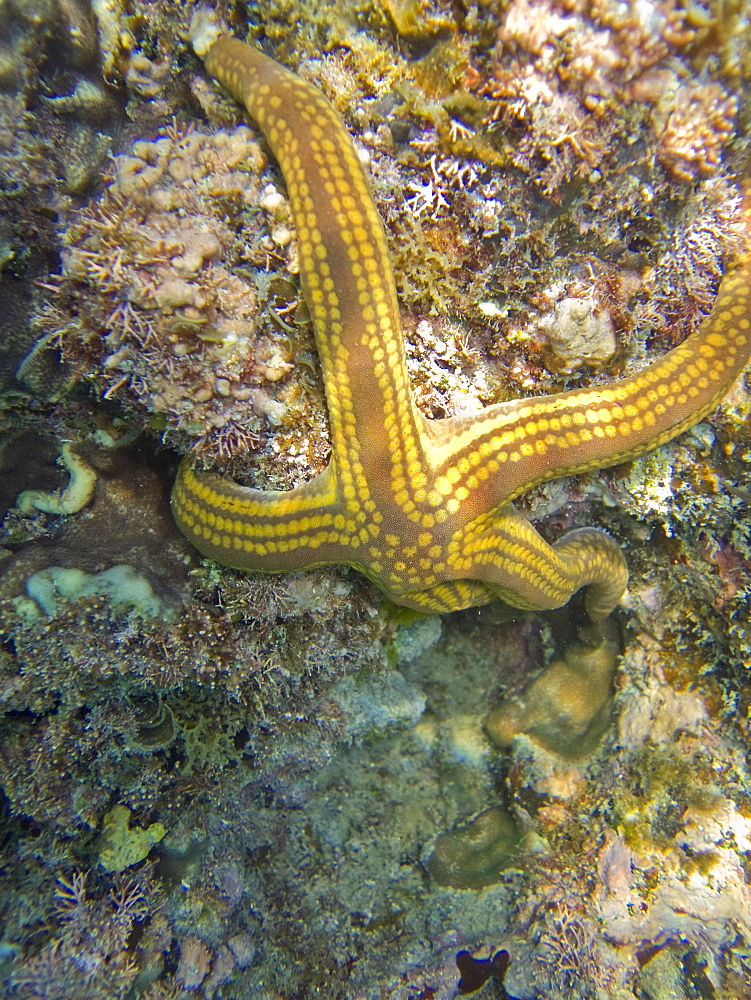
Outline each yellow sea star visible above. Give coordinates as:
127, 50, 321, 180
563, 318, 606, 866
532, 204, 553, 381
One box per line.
172, 36, 751, 619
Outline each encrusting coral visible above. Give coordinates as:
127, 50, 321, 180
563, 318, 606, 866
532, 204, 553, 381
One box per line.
485, 620, 620, 759
47, 123, 315, 464
98, 803, 166, 873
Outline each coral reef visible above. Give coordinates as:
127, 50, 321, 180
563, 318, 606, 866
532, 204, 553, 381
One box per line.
9, 872, 147, 1000
49, 123, 320, 466
1, 0, 751, 998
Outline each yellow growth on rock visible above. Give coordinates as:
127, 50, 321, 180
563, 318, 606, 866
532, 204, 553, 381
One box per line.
98, 803, 166, 872
485, 623, 620, 758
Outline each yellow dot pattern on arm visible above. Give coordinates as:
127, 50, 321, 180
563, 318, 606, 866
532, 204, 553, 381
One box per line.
171, 36, 751, 620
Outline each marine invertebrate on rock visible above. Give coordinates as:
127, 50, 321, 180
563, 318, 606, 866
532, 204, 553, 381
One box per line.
426, 805, 522, 890
98, 803, 166, 872
485, 622, 620, 758
10, 870, 148, 999
176, 934, 212, 990
22, 565, 169, 620
536, 899, 605, 993
657, 81, 738, 183
476, 0, 746, 231
127, 697, 176, 753
481, 60, 616, 199
52, 121, 312, 462
538, 296, 616, 373
173, 36, 751, 621
15, 443, 96, 515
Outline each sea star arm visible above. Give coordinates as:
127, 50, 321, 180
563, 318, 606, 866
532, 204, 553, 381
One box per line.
171, 36, 751, 619
427, 258, 751, 507
446, 508, 628, 621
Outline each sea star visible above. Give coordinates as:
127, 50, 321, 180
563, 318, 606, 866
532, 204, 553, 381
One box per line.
172, 36, 751, 619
